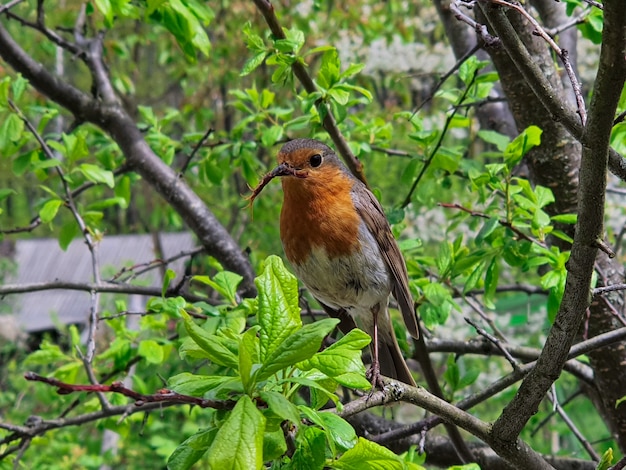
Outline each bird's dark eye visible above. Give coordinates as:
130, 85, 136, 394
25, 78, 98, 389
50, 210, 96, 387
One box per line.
309, 153, 323, 168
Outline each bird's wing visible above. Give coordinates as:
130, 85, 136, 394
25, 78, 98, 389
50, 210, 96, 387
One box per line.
352, 185, 419, 339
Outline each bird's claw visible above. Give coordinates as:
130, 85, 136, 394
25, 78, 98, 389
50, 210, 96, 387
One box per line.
366, 362, 385, 390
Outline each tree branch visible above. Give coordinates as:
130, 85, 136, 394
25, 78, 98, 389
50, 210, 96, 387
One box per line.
339, 378, 554, 469
0, 280, 209, 303
373, 326, 626, 444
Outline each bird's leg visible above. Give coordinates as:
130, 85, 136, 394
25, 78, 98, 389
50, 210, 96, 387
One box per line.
366, 304, 383, 389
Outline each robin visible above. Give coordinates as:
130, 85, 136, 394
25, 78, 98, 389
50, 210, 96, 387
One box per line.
251, 138, 418, 386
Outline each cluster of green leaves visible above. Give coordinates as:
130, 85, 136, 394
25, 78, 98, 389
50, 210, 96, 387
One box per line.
2, 256, 440, 469
166, 255, 428, 470
93, 0, 213, 61
406, 123, 574, 333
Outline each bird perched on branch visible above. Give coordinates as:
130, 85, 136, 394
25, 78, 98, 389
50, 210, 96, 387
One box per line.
250, 138, 418, 386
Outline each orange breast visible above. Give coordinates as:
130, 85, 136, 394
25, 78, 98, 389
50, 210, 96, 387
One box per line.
279, 167, 360, 265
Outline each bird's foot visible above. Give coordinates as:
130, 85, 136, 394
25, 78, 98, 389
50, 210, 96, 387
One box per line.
366, 361, 385, 390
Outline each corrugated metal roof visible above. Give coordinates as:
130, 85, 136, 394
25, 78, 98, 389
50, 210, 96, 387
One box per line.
1, 232, 197, 332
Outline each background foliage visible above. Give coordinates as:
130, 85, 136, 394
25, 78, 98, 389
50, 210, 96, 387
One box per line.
1, 0, 625, 469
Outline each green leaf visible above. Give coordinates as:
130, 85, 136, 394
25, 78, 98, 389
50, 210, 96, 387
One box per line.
114, 174, 132, 207
242, 21, 265, 52
263, 429, 287, 462
193, 271, 243, 305
330, 437, 405, 470
152, 0, 212, 62
318, 49, 341, 89
551, 213, 577, 224
86, 197, 128, 211
483, 256, 499, 309
0, 76, 10, 106
504, 125, 542, 168
261, 125, 283, 148
339, 83, 372, 102
61, 132, 89, 163
182, 313, 239, 369
167, 428, 216, 470
463, 259, 487, 295
475, 217, 499, 244
444, 355, 460, 391
327, 87, 350, 105
436, 241, 452, 276
207, 395, 265, 470
0, 113, 24, 148
75, 163, 115, 188
0, 188, 16, 202
240, 327, 260, 393
94, 0, 114, 27
137, 339, 165, 364
256, 318, 340, 380
477, 130, 510, 152
168, 372, 237, 396
241, 52, 267, 76
288, 426, 326, 470
304, 410, 357, 452
298, 329, 371, 389
596, 449, 614, 470
340, 63, 365, 79
256, 256, 302, 362
259, 390, 301, 426
162, 268, 176, 297
458, 55, 487, 85
39, 199, 64, 223
24, 341, 73, 366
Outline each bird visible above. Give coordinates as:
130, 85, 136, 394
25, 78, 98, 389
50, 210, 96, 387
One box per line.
267, 138, 419, 387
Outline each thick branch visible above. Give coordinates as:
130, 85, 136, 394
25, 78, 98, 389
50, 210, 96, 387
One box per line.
339, 379, 553, 469
476, 0, 626, 182
487, 0, 626, 441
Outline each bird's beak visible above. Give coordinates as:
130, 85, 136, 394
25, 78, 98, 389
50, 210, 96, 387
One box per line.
270, 162, 308, 179
247, 162, 308, 205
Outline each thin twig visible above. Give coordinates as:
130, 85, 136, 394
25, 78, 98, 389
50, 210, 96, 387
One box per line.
483, 0, 587, 125
24, 372, 236, 409
402, 71, 478, 207
108, 246, 204, 283
179, 128, 214, 175
547, 388, 600, 461
439, 202, 548, 248
412, 43, 481, 115
544, 7, 592, 37
0, 280, 212, 303
579, 0, 603, 10
594, 284, 626, 296
0, 0, 24, 14
0, 216, 41, 234
465, 317, 519, 370
451, 1, 501, 47
464, 293, 508, 340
